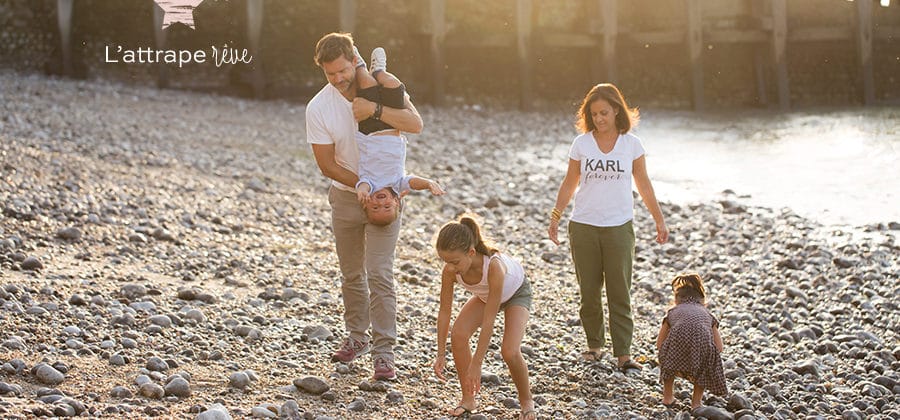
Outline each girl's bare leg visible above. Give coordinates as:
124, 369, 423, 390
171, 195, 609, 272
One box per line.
501, 306, 533, 419
662, 377, 675, 405
691, 384, 705, 409
448, 297, 484, 415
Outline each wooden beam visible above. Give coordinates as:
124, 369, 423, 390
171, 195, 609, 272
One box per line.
339, 0, 356, 33
247, 0, 264, 98
621, 30, 686, 45
771, 0, 789, 110
541, 33, 597, 48
444, 34, 515, 48
602, 0, 618, 83
857, 0, 875, 105
706, 29, 768, 44
57, 0, 73, 77
428, 0, 446, 106
516, 0, 534, 110
687, 0, 704, 110
789, 26, 853, 42
152, 1, 168, 88
875, 25, 900, 41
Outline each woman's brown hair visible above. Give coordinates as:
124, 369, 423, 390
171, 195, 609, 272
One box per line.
575, 83, 640, 134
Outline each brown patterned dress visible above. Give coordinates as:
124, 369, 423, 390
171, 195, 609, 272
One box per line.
658, 300, 728, 395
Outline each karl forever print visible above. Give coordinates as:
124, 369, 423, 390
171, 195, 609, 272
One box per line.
584, 158, 624, 173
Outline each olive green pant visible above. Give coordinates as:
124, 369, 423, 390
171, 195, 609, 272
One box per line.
568, 220, 635, 357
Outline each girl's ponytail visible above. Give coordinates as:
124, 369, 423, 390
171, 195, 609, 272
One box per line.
459, 217, 498, 256
436, 215, 499, 255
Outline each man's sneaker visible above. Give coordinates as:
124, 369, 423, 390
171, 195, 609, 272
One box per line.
372, 355, 397, 381
352, 46, 366, 69
370, 47, 387, 74
331, 338, 370, 363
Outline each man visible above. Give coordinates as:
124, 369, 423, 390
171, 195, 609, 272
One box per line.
306, 32, 423, 381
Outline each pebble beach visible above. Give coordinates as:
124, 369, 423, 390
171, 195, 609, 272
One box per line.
1, 72, 898, 419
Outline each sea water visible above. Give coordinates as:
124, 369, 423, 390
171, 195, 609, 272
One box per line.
634, 107, 899, 227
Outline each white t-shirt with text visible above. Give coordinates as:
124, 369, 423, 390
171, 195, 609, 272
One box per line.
568, 132, 645, 227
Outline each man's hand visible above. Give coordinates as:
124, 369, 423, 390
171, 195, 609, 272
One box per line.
352, 97, 376, 122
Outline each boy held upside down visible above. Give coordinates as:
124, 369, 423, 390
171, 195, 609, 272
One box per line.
353, 46, 444, 226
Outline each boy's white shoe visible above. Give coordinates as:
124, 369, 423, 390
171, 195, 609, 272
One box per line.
370, 47, 387, 73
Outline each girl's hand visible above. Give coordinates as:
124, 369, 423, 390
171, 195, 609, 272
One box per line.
548, 220, 560, 245
432, 355, 447, 381
463, 364, 482, 396
655, 222, 669, 244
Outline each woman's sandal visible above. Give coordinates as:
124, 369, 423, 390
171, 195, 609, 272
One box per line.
520, 408, 537, 420
580, 350, 603, 361
617, 359, 643, 372
450, 405, 472, 419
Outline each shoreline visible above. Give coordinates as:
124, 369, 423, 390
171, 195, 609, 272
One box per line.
1, 73, 898, 418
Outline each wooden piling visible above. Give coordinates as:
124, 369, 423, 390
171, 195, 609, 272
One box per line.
152, 1, 168, 88
57, 0, 73, 77
426, 0, 446, 106
339, 0, 356, 33
516, 0, 534, 110
856, 0, 875, 105
771, 0, 790, 110
686, 0, 704, 110
601, 0, 618, 83
247, 0, 264, 98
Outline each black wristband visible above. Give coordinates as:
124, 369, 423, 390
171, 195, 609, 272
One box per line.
373, 102, 383, 120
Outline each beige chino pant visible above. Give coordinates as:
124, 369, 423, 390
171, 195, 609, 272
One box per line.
328, 186, 400, 359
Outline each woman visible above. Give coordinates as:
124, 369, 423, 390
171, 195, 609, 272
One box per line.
548, 83, 668, 371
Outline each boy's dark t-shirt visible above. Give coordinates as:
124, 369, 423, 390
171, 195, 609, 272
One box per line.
357, 83, 406, 135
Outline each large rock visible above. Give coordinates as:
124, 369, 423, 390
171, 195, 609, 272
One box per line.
197, 403, 231, 420
293, 376, 329, 395
33, 364, 65, 385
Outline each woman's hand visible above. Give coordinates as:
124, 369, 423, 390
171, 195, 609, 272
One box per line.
432, 355, 447, 381
548, 220, 560, 245
655, 221, 669, 244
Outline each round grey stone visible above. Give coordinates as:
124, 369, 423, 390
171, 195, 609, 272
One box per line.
148, 315, 172, 328
229, 372, 250, 390
34, 364, 65, 385
164, 377, 191, 398
293, 376, 329, 395
146, 356, 168, 372
21, 256, 43, 270
197, 403, 232, 420
110, 386, 133, 398
139, 383, 164, 399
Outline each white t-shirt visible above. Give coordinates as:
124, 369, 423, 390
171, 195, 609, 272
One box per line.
356, 132, 413, 195
305, 83, 359, 192
568, 131, 645, 227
